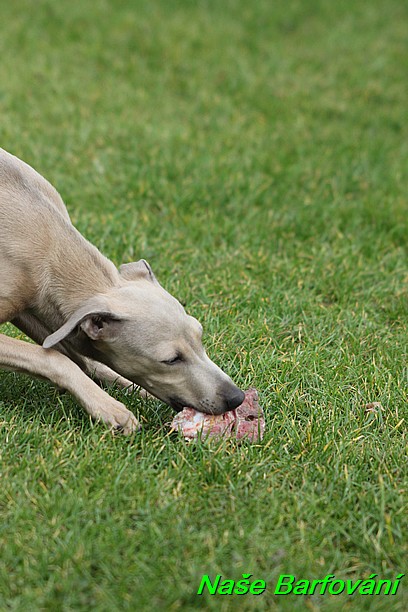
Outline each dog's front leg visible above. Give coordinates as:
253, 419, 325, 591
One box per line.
84, 358, 137, 391
82, 358, 154, 398
0, 334, 139, 434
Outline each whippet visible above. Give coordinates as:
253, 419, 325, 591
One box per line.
0, 148, 244, 433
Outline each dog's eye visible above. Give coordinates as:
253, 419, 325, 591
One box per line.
162, 354, 182, 365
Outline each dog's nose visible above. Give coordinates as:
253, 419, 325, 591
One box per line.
225, 388, 245, 411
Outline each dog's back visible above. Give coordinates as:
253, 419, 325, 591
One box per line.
0, 149, 67, 310
0, 148, 119, 321
0, 148, 70, 222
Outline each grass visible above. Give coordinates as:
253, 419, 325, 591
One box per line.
0, 0, 407, 609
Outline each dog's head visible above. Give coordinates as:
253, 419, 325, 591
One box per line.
43, 260, 244, 414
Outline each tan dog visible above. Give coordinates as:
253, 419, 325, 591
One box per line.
0, 148, 244, 433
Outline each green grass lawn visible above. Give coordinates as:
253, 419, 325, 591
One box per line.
0, 0, 407, 609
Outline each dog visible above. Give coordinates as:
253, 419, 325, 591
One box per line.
0, 148, 244, 434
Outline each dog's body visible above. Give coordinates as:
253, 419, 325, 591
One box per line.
0, 148, 244, 433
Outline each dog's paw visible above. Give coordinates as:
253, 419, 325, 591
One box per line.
112, 409, 140, 435
97, 399, 140, 435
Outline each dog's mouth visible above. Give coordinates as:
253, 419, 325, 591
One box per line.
169, 397, 187, 412
168, 398, 230, 416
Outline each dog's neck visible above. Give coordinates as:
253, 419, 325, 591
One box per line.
34, 223, 120, 328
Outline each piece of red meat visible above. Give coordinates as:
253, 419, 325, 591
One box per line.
171, 388, 265, 442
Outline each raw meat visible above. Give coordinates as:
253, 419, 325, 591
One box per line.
171, 388, 264, 442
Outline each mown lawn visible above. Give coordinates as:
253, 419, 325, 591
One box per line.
0, 0, 407, 610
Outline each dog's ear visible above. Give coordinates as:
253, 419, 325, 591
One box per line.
119, 259, 159, 284
43, 301, 123, 349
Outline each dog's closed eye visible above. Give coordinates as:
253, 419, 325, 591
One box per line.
162, 354, 183, 365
